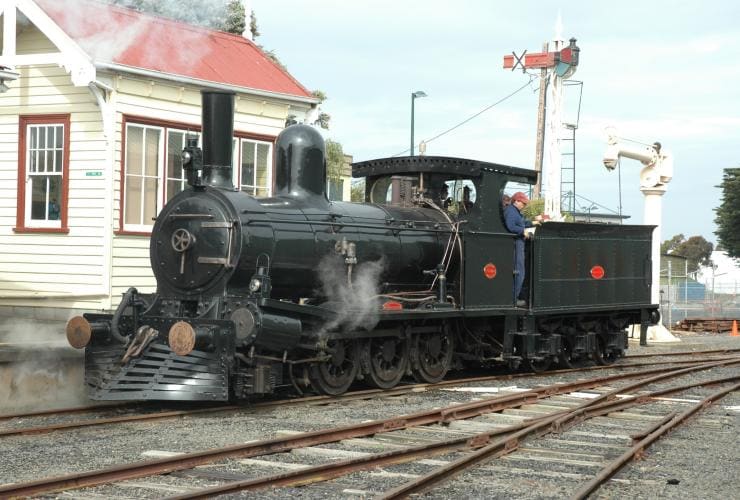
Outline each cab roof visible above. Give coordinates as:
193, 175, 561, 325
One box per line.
352, 155, 538, 184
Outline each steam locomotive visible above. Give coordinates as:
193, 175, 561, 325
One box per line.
65, 91, 659, 401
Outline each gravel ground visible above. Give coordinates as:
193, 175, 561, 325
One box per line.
0, 331, 737, 499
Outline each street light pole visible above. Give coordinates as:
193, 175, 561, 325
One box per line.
410, 90, 427, 156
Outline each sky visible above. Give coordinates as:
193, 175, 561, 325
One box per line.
252, 0, 739, 245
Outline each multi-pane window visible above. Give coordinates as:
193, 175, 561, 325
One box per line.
17, 115, 69, 232
239, 139, 272, 197
27, 124, 64, 223
121, 118, 274, 233
124, 124, 162, 230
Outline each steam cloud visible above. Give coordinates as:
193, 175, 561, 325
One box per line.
0, 319, 88, 412
316, 255, 386, 335
41, 0, 238, 71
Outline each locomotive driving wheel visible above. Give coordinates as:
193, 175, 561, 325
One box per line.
308, 339, 360, 396
411, 328, 454, 384
366, 336, 408, 390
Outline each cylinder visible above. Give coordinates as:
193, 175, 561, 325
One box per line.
201, 90, 235, 189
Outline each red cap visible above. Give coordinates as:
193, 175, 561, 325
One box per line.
511, 192, 530, 204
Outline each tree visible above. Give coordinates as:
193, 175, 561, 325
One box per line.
714, 168, 740, 259
222, 0, 246, 35
351, 179, 366, 202
521, 198, 544, 220
310, 90, 331, 130
324, 139, 345, 182
661, 233, 685, 255
661, 234, 714, 272
108, 0, 235, 32
249, 9, 261, 40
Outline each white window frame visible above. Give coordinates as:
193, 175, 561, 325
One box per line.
236, 138, 273, 197
123, 123, 165, 232
24, 123, 65, 229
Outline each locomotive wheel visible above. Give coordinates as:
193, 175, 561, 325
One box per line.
366, 337, 408, 390
411, 331, 454, 384
308, 339, 360, 396
525, 356, 552, 373
558, 337, 577, 368
593, 336, 618, 366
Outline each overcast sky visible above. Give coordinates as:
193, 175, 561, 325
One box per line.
253, 0, 738, 245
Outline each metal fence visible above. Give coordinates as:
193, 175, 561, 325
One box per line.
659, 265, 739, 327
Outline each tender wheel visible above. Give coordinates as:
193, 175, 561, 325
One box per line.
411, 330, 454, 384
366, 337, 408, 390
309, 339, 360, 395
525, 356, 552, 373
593, 336, 618, 366
558, 337, 577, 368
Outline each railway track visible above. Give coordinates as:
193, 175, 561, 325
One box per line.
2, 355, 737, 439
1, 358, 737, 498
5, 346, 734, 423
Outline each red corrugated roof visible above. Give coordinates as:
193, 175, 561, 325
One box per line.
34, 0, 313, 99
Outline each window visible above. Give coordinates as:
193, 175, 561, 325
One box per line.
16, 115, 70, 233
123, 123, 163, 231
121, 117, 274, 233
328, 178, 344, 201
122, 120, 203, 232
238, 138, 272, 197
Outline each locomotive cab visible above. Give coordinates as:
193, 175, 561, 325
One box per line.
352, 156, 539, 311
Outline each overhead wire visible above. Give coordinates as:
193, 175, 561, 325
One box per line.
390, 74, 538, 157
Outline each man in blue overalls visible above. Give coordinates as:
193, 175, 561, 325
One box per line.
504, 192, 539, 307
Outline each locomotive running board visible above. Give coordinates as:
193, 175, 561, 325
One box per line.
84, 341, 229, 401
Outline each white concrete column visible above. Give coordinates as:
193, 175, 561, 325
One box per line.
641, 187, 666, 305
640, 185, 678, 342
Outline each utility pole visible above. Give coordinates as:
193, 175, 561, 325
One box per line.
533, 42, 548, 199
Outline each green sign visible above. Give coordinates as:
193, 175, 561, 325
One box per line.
85, 171, 103, 177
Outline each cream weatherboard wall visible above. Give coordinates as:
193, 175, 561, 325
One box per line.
0, 57, 110, 311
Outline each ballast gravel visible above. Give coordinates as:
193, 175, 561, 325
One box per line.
0, 332, 737, 499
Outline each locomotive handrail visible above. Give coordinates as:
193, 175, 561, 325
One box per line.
168, 213, 215, 220
243, 218, 462, 233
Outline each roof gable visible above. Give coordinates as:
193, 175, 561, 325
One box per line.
32, 0, 312, 99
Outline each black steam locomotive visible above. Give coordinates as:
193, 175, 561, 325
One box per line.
66, 91, 659, 401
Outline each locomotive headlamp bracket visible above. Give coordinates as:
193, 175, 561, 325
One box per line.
249, 256, 272, 298
182, 136, 203, 187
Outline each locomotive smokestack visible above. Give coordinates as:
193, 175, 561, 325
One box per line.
275, 124, 327, 199
201, 90, 235, 189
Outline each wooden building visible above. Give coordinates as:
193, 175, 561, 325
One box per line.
0, 0, 320, 320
